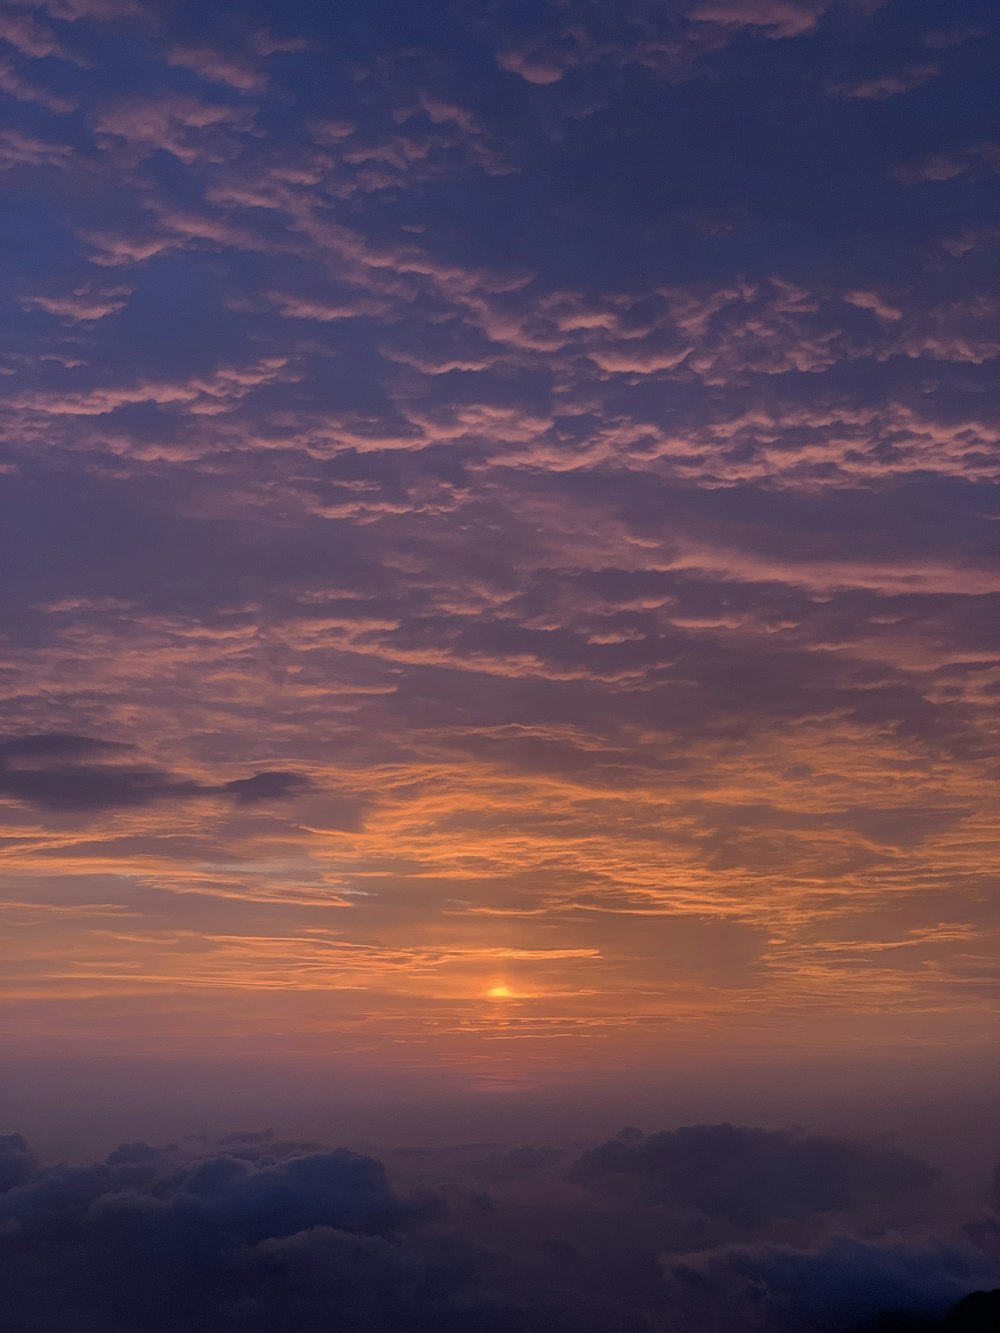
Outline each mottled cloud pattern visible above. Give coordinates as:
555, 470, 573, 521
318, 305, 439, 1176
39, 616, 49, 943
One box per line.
0, 0, 997, 1103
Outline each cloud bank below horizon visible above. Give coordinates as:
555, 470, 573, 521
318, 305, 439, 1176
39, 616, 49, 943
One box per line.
1, 1119, 999, 1332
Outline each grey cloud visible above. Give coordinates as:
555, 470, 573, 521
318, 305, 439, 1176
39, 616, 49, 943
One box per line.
223, 771, 312, 805
0, 732, 129, 759
0, 1125, 995, 1333
0, 761, 208, 811
660, 1237, 997, 1332
0, 1132, 576, 1333
0, 737, 310, 813
0, 1134, 37, 1193
468, 1144, 568, 1185
569, 1123, 939, 1228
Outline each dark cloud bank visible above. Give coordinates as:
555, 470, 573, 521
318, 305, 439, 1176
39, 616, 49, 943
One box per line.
1, 1123, 997, 1332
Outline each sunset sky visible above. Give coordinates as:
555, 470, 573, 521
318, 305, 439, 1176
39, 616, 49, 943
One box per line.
0, 0, 997, 1159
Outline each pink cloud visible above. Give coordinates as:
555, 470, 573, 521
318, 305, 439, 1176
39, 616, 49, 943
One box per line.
687, 0, 830, 39
93, 94, 255, 164
496, 47, 568, 84
894, 142, 1000, 185
830, 63, 938, 100
22, 0, 141, 20
20, 283, 132, 321
0, 125, 71, 168
842, 290, 903, 321
0, 8, 74, 59
166, 43, 268, 92
0, 55, 75, 110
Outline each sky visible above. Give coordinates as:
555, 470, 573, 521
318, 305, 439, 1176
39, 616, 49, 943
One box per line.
1, 2, 999, 1329
0, 0, 998, 1176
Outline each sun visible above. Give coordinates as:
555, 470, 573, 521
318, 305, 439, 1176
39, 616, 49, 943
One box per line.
487, 984, 512, 1000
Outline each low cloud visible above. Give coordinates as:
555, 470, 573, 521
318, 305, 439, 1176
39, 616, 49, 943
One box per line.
660, 1236, 996, 1332
569, 1123, 939, 1229
0, 1123, 995, 1332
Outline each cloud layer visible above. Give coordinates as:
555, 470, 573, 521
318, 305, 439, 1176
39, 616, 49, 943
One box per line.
1, 1122, 997, 1331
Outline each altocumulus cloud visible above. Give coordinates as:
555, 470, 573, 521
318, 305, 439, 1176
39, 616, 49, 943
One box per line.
0, 1124, 996, 1332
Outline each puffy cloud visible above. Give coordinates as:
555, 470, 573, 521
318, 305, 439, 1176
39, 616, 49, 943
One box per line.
569, 1124, 938, 1228
0, 1132, 565, 1332
0, 1126, 995, 1332
660, 1237, 998, 1332
0, 1134, 37, 1192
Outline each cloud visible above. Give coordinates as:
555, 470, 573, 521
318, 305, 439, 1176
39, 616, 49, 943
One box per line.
0, 7, 74, 60
166, 44, 268, 92
829, 64, 939, 100
20, 283, 133, 322
569, 1124, 938, 1228
687, 1, 831, 39
0, 1135, 37, 1192
0, 53, 76, 109
894, 143, 1000, 185
496, 46, 570, 84
0, 761, 203, 810
92, 94, 256, 164
0, 732, 129, 759
224, 771, 312, 805
24, 0, 142, 21
0, 734, 310, 812
842, 289, 903, 321
0, 125, 70, 168
468, 1144, 568, 1184
660, 1238, 999, 1332
0, 1132, 559, 1332
0, 1126, 995, 1333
